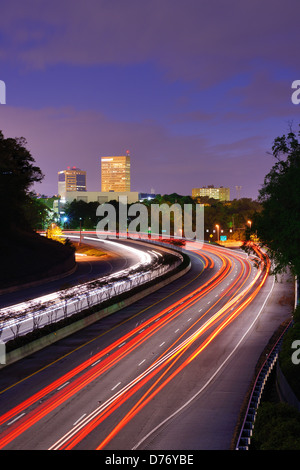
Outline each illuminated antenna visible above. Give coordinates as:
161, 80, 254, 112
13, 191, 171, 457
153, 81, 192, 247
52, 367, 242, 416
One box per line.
235, 185, 242, 199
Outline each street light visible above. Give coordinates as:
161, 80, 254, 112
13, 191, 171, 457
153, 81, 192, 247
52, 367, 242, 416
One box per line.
79, 217, 82, 245
247, 220, 252, 229
215, 224, 220, 242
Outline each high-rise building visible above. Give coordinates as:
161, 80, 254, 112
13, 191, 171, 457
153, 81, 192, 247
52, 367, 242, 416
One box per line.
101, 153, 131, 192
58, 167, 86, 199
192, 185, 230, 202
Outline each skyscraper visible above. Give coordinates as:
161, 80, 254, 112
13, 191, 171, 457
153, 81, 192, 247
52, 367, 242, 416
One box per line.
58, 167, 86, 198
101, 153, 131, 192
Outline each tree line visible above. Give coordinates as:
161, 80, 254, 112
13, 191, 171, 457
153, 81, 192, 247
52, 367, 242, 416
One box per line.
61, 194, 261, 242
1, 125, 299, 277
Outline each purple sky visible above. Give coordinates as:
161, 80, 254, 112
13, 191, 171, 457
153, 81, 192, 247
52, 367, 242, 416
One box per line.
0, 0, 299, 200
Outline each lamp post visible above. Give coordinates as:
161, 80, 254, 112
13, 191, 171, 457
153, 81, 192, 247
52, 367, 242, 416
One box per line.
215, 224, 220, 242
79, 217, 82, 245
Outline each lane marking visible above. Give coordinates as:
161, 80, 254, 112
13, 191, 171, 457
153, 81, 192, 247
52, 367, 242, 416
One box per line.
57, 382, 70, 391
111, 382, 121, 391
73, 414, 86, 426
91, 359, 101, 367
7, 413, 25, 426
0, 250, 206, 396
132, 275, 276, 450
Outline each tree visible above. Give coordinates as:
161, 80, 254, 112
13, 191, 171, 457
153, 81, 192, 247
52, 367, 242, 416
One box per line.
23, 195, 52, 230
63, 199, 102, 229
251, 402, 300, 450
46, 223, 65, 243
253, 126, 300, 276
0, 130, 44, 231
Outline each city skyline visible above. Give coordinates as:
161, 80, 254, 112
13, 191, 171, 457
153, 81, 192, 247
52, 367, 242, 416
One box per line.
56, 158, 233, 201
0, 1, 299, 200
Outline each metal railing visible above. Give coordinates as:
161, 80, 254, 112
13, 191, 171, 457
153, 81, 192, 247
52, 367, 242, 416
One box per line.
235, 322, 292, 450
0, 240, 183, 344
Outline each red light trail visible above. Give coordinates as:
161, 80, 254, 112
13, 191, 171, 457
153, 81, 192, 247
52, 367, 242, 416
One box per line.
0, 242, 270, 450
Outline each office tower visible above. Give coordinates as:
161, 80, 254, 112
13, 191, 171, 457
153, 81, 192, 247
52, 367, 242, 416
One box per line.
58, 167, 86, 198
192, 185, 230, 202
101, 153, 131, 192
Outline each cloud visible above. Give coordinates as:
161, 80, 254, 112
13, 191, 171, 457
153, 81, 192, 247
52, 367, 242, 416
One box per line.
0, 105, 209, 194
224, 71, 300, 121
1, 0, 299, 86
1, 1, 298, 202
170, 110, 214, 124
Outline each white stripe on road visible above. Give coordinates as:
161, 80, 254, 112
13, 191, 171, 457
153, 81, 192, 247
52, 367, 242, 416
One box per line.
111, 382, 121, 391
132, 276, 276, 450
7, 413, 25, 426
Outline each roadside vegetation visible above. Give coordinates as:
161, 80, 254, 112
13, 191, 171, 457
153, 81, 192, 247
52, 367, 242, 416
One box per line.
71, 241, 107, 258
62, 193, 261, 243
0, 130, 75, 288
246, 124, 300, 450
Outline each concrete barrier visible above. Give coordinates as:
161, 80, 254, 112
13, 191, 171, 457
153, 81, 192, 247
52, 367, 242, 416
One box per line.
2, 258, 191, 367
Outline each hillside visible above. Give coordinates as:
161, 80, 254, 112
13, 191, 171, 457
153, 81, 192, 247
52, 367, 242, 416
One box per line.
0, 230, 76, 290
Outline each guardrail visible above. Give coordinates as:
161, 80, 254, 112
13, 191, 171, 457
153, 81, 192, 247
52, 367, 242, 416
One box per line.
0, 238, 184, 344
235, 321, 291, 450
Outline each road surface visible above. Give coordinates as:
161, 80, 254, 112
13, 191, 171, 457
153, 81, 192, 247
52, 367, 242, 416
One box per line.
0, 233, 148, 309
0, 241, 293, 450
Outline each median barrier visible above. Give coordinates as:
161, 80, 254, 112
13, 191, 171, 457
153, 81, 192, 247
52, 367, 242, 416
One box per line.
1, 248, 191, 367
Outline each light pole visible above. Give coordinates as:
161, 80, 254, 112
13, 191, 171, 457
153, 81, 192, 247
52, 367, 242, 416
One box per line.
79, 217, 82, 245
215, 224, 220, 242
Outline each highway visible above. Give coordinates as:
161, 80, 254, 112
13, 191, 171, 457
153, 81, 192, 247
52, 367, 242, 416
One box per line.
0, 239, 293, 450
0, 233, 148, 309
0, 235, 173, 343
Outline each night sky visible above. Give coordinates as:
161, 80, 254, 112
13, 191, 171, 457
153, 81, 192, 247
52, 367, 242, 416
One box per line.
0, 0, 299, 200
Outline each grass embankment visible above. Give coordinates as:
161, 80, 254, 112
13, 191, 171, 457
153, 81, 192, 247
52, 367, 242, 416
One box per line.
250, 304, 300, 450
0, 230, 75, 289
72, 241, 108, 258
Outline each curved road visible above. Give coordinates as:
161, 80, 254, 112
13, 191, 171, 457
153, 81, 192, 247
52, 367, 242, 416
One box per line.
0, 239, 293, 450
0, 232, 148, 309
